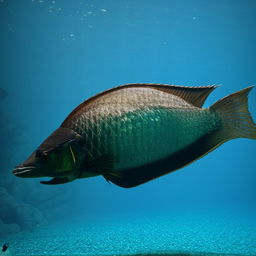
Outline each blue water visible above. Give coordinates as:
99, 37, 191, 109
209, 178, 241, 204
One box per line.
0, 1, 256, 255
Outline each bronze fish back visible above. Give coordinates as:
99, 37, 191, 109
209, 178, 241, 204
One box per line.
61, 84, 220, 173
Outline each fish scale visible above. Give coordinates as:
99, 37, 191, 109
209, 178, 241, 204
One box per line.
66, 88, 220, 170
100, 107, 218, 170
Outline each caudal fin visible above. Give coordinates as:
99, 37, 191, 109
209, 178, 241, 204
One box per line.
211, 86, 256, 140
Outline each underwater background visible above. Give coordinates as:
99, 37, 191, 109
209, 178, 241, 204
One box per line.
0, 0, 256, 255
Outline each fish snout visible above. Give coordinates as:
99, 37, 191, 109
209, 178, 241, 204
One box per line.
12, 165, 41, 178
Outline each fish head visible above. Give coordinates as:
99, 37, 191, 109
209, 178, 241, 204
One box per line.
13, 127, 85, 180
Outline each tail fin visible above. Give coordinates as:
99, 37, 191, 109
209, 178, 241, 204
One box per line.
211, 86, 256, 140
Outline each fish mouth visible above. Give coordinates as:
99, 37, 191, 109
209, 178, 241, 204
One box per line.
12, 166, 40, 178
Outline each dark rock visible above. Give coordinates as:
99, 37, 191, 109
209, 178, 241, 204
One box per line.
14, 203, 46, 229
0, 186, 46, 237
0, 223, 20, 237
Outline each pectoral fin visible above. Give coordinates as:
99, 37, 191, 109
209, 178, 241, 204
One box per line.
86, 154, 122, 182
69, 145, 76, 164
40, 177, 72, 185
88, 154, 115, 173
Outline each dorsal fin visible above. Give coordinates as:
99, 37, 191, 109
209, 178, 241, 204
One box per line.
61, 84, 217, 126
142, 84, 217, 107
88, 83, 217, 108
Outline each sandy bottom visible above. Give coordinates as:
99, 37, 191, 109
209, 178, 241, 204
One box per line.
1, 212, 256, 256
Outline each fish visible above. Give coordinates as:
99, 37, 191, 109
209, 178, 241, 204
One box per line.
12, 84, 256, 188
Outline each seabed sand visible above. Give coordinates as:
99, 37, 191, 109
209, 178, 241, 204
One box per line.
23, 254, 256, 256
1, 212, 256, 256
14, 253, 256, 256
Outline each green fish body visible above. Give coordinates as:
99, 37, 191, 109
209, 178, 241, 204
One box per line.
13, 84, 256, 187
63, 86, 219, 170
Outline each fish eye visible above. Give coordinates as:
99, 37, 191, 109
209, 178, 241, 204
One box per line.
35, 149, 48, 158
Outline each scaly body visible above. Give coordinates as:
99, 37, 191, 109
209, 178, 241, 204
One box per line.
62, 87, 220, 171
13, 84, 256, 187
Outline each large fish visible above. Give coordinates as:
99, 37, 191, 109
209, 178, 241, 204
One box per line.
13, 84, 256, 188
